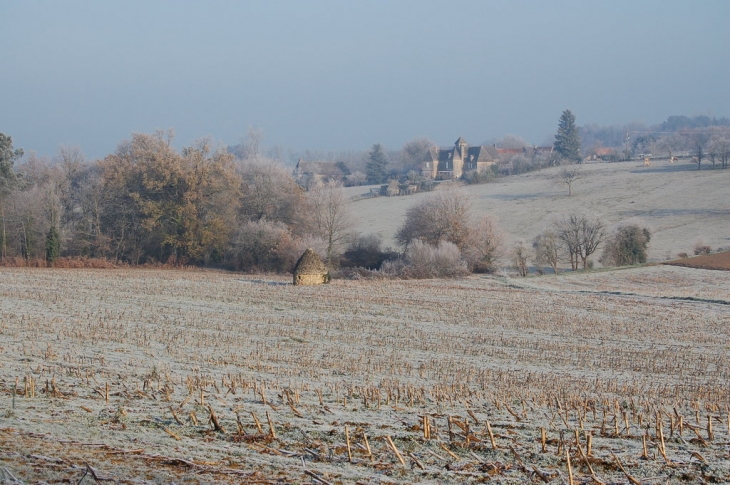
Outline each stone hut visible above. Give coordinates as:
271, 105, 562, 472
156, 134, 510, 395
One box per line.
292, 249, 330, 286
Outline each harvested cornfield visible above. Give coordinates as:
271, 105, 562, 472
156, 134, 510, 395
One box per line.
1, 266, 729, 483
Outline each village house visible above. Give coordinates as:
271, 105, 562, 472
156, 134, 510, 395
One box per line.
420, 137, 498, 179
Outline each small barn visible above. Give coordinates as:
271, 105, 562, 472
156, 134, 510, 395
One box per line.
292, 249, 330, 286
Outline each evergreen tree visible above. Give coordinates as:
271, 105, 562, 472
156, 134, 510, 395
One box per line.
365, 144, 388, 184
0, 133, 23, 259
553, 109, 581, 162
0, 133, 23, 186
45, 226, 61, 264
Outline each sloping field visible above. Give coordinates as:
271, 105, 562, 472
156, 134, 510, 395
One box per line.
508, 263, 730, 302
1, 267, 729, 483
345, 161, 730, 262
665, 251, 730, 271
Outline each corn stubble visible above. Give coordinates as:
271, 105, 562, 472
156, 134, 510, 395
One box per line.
0, 266, 728, 484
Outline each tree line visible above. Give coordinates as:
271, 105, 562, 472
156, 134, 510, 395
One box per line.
0, 109, 659, 276
0, 130, 356, 271
580, 115, 730, 168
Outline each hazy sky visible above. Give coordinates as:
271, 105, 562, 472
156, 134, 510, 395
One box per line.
2, 1, 729, 161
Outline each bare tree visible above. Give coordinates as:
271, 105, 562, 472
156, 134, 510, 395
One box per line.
554, 211, 605, 270
308, 180, 355, 265
4, 186, 47, 260
399, 137, 435, 173
511, 240, 529, 277
404, 239, 468, 279
395, 189, 472, 250
63, 162, 110, 258
494, 134, 530, 149
346, 171, 366, 186
238, 159, 306, 228
533, 229, 562, 274
656, 132, 684, 160
687, 129, 711, 170
386, 179, 400, 196
462, 215, 505, 273
396, 189, 507, 274
235, 126, 264, 161
555, 164, 583, 196
710, 135, 730, 169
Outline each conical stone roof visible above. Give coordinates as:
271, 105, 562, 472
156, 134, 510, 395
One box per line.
293, 249, 327, 274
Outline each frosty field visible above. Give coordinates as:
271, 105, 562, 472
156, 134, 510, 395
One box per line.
1, 266, 729, 483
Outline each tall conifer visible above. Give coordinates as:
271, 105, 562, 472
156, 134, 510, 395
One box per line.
366, 144, 388, 184
553, 109, 581, 162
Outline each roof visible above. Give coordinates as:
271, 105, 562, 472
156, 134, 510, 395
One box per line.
468, 145, 497, 162
496, 148, 525, 156
426, 147, 440, 163
293, 249, 328, 275
422, 138, 498, 171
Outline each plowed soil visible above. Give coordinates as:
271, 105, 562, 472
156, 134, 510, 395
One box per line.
664, 251, 730, 271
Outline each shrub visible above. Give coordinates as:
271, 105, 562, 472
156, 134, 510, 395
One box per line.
396, 190, 473, 250
395, 189, 506, 275
386, 179, 400, 197
462, 215, 505, 273
533, 229, 562, 274
340, 234, 398, 270
511, 240, 529, 277
463, 168, 494, 185
693, 242, 711, 255
379, 258, 408, 278
403, 240, 468, 279
227, 219, 330, 273
227, 219, 287, 272
600, 224, 651, 267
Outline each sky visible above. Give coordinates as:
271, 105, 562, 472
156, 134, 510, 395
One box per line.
1, 0, 729, 161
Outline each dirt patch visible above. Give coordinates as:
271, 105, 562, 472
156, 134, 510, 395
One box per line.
664, 251, 730, 271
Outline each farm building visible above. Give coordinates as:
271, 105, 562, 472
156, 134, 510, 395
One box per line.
292, 248, 330, 286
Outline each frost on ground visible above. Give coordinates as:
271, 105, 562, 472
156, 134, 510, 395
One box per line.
0, 267, 729, 484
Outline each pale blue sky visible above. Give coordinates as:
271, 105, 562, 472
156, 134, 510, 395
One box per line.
1, 1, 728, 160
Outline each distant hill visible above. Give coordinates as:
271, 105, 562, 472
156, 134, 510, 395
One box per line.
345, 159, 729, 263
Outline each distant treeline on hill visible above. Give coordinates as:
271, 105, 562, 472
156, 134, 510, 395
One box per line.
581, 115, 730, 161
660, 115, 730, 132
